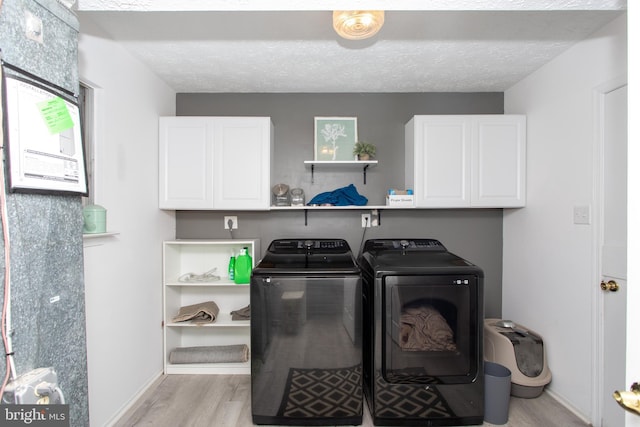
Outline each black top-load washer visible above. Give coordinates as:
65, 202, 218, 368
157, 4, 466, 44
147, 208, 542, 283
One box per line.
251, 239, 362, 426
358, 239, 484, 426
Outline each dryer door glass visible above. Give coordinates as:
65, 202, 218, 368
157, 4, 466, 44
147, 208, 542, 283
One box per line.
382, 274, 480, 384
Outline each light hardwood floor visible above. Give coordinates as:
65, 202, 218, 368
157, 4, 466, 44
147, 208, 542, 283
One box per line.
113, 375, 589, 427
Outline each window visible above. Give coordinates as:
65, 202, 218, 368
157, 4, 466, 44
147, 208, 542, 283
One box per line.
78, 83, 95, 205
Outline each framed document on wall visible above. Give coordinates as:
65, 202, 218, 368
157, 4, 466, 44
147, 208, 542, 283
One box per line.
2, 68, 88, 196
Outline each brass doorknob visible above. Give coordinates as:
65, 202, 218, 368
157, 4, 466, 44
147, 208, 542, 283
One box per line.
613, 382, 640, 415
600, 280, 620, 292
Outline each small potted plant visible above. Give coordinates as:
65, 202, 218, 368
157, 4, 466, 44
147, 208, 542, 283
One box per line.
353, 141, 376, 160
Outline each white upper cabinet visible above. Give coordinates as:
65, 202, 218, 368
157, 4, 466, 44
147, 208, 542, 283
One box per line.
159, 116, 274, 210
212, 117, 273, 210
159, 117, 214, 209
405, 115, 526, 208
471, 115, 526, 207
405, 116, 472, 207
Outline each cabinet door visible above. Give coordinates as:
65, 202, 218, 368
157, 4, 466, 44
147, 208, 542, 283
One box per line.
159, 117, 214, 209
212, 117, 273, 210
471, 115, 526, 207
410, 116, 471, 207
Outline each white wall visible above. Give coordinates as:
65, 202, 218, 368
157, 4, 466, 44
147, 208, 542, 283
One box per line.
78, 17, 176, 427
503, 15, 627, 421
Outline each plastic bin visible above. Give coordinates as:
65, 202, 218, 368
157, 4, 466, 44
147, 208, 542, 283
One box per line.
484, 318, 552, 398
82, 204, 106, 234
484, 361, 511, 425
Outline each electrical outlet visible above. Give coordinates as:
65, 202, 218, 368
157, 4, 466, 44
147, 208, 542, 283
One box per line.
224, 216, 238, 229
361, 214, 371, 228
25, 10, 43, 44
3, 367, 61, 404
370, 209, 379, 227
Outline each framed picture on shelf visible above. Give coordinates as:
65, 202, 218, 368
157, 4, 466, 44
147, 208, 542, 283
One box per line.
314, 117, 358, 161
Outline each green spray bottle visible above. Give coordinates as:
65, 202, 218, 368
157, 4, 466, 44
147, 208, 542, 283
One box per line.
234, 247, 252, 284
227, 251, 235, 281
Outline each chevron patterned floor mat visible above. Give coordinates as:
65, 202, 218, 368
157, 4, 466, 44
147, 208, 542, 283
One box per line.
277, 365, 362, 419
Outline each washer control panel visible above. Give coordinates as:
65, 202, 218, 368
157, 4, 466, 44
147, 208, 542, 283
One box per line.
363, 239, 446, 252
269, 239, 349, 253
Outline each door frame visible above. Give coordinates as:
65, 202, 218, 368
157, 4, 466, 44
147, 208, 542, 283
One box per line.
591, 75, 628, 426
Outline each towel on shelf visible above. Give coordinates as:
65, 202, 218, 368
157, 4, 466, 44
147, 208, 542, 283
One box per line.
307, 184, 368, 206
399, 306, 457, 351
169, 344, 250, 364
172, 301, 219, 324
231, 304, 251, 321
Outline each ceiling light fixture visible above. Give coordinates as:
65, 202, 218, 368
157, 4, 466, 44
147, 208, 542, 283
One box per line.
333, 10, 385, 40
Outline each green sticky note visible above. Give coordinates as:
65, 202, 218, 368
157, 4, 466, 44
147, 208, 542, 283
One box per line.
37, 97, 74, 134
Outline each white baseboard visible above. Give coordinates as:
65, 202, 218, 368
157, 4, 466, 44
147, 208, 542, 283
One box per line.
103, 370, 163, 427
544, 387, 593, 425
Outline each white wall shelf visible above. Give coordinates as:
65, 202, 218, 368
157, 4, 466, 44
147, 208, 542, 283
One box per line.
270, 205, 407, 226
269, 205, 404, 210
304, 160, 378, 184
83, 231, 119, 239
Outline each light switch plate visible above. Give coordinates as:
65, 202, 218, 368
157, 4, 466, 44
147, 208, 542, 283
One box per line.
573, 205, 591, 225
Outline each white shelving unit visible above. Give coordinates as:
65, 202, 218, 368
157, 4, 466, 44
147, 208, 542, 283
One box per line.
163, 239, 260, 374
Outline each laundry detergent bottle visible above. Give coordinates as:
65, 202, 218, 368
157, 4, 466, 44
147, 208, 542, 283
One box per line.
234, 247, 252, 284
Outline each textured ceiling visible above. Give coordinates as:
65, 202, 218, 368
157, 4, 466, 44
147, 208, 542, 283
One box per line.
75, 0, 626, 93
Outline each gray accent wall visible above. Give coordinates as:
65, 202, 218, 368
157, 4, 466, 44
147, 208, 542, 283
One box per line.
176, 93, 506, 317
0, 0, 88, 425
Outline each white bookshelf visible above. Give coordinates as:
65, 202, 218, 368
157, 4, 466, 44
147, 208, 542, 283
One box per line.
163, 239, 259, 374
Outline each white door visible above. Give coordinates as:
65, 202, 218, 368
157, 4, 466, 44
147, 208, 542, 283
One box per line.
598, 84, 628, 427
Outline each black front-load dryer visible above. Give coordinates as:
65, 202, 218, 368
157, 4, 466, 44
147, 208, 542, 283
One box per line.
358, 239, 484, 426
251, 239, 362, 426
